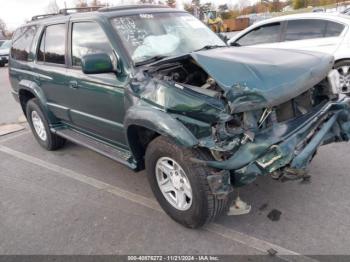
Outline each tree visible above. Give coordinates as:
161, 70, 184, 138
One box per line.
271, 0, 282, 12
218, 4, 229, 12
0, 18, 6, 35
0, 18, 7, 36
47, 0, 59, 13
293, 0, 307, 9
166, 0, 176, 8
75, 0, 88, 8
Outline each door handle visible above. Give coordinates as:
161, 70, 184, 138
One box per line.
69, 80, 79, 89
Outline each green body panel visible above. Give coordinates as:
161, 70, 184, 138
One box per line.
124, 105, 198, 148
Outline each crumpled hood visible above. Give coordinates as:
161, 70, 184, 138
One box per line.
190, 47, 334, 113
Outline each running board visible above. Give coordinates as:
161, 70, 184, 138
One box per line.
52, 128, 137, 169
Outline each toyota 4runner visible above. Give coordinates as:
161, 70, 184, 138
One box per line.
9, 5, 350, 228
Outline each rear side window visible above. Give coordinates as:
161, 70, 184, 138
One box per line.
11, 26, 37, 61
325, 21, 345, 37
285, 19, 327, 41
37, 24, 66, 64
71, 22, 113, 67
236, 23, 281, 46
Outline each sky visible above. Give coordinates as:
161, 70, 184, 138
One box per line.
0, 0, 256, 30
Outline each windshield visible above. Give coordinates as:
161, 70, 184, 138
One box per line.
111, 12, 226, 64
0, 40, 11, 49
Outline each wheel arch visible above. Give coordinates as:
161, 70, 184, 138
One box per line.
334, 58, 350, 66
124, 106, 199, 169
18, 80, 57, 124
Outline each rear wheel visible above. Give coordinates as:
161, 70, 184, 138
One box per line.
26, 98, 66, 150
145, 136, 232, 228
0, 62, 4, 67
335, 60, 350, 94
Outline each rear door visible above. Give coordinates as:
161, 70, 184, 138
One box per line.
32, 23, 73, 122
65, 20, 127, 148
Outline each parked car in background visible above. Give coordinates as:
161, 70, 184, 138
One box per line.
342, 7, 350, 15
312, 7, 325, 12
228, 13, 350, 94
0, 40, 11, 67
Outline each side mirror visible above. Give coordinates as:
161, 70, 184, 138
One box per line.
81, 53, 114, 74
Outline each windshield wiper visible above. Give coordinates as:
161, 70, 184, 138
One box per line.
135, 55, 168, 66
194, 45, 226, 52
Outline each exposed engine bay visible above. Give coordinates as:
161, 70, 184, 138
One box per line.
133, 47, 350, 194
149, 58, 222, 98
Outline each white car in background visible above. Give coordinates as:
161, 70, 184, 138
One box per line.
0, 40, 11, 67
228, 13, 350, 94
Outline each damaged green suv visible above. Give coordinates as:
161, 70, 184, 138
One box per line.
9, 5, 350, 228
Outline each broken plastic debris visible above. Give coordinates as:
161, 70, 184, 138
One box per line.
227, 196, 251, 216
267, 248, 278, 256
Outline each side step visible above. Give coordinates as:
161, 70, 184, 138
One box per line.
52, 128, 137, 169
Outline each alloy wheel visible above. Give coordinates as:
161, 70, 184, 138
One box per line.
155, 157, 193, 211
31, 110, 47, 141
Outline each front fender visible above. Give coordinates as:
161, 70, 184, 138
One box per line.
124, 105, 199, 147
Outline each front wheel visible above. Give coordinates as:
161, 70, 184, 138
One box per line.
145, 136, 232, 228
335, 60, 350, 94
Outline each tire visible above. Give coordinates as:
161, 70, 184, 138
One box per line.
0, 62, 4, 67
145, 136, 232, 228
26, 98, 66, 150
334, 60, 350, 94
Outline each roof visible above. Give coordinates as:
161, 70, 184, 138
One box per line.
24, 4, 181, 27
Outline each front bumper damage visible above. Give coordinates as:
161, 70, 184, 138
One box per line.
196, 98, 350, 195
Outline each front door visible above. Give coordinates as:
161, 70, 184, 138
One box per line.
65, 21, 127, 148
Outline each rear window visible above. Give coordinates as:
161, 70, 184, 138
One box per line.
37, 24, 66, 65
285, 19, 326, 41
325, 21, 345, 37
11, 26, 37, 61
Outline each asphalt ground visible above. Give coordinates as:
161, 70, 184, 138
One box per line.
1, 66, 350, 260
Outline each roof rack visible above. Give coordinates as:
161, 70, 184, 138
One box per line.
59, 6, 102, 15
30, 6, 103, 21
98, 4, 169, 12
31, 13, 60, 21
30, 4, 166, 22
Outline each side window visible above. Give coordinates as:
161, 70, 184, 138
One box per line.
325, 21, 345, 37
11, 26, 37, 61
236, 23, 281, 46
71, 22, 113, 67
37, 24, 66, 64
285, 20, 327, 41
